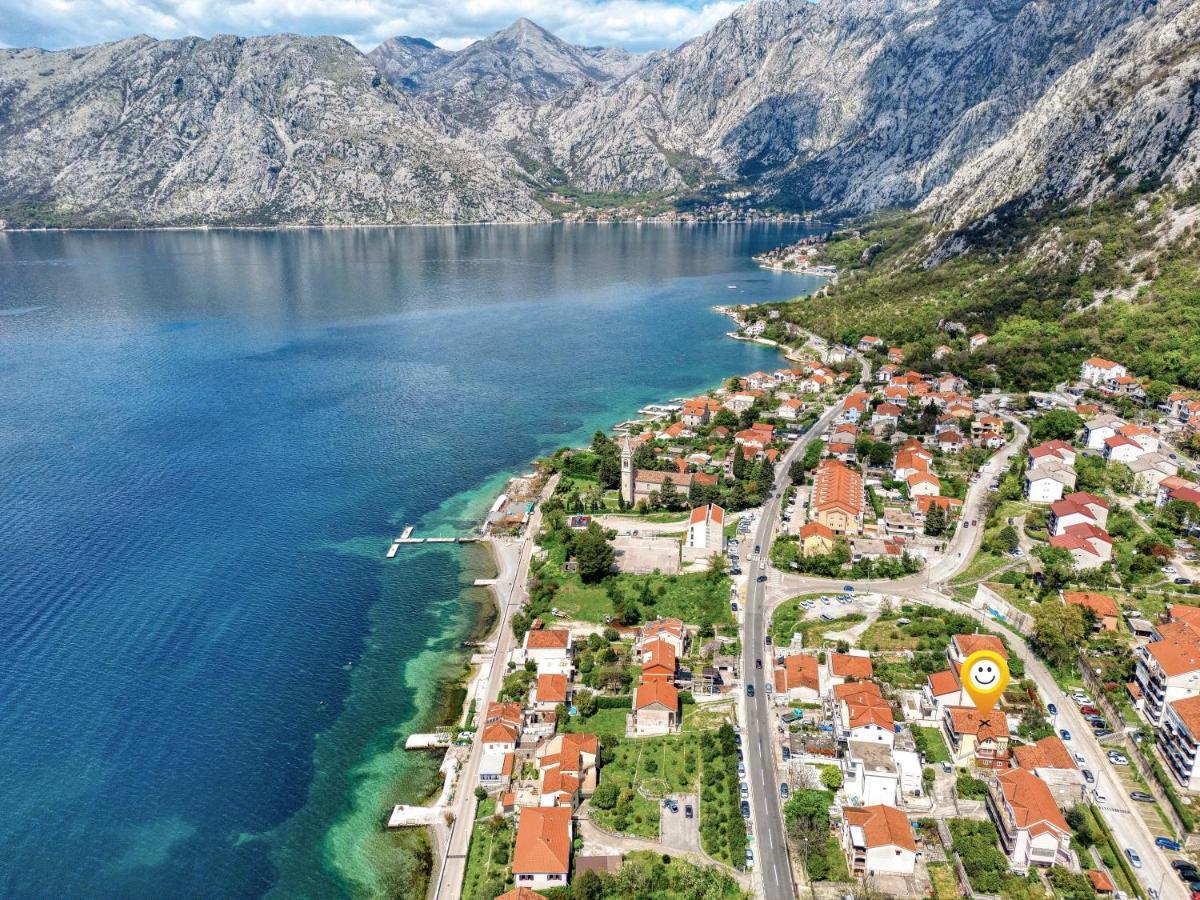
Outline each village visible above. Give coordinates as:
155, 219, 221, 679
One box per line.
399, 308, 1200, 900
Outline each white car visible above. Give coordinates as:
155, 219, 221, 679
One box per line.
1093, 787, 1108, 803
1073, 752, 1087, 766
1163, 565, 1178, 575
1108, 751, 1130, 766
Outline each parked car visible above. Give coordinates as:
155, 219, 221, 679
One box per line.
745, 848, 754, 866
731, 602, 739, 612
781, 747, 790, 761
1059, 729, 1072, 741
843, 584, 855, 592
1093, 788, 1108, 803
1131, 791, 1156, 803
1081, 769, 1095, 784
1108, 750, 1130, 765
1163, 565, 1178, 575
1095, 728, 1114, 738
1126, 848, 1143, 868
757, 575, 767, 583
1080, 705, 1100, 716
780, 783, 789, 799
734, 733, 742, 747
1073, 752, 1087, 766
1157, 837, 1183, 851
1047, 703, 1058, 715
756, 658, 763, 669
1176, 577, 1193, 585
741, 801, 750, 819
685, 804, 694, 819
746, 685, 755, 698
740, 782, 749, 796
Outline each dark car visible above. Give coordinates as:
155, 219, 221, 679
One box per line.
1132, 791, 1156, 803
746, 685, 755, 698
756, 658, 763, 669
1177, 577, 1193, 585
1059, 729, 1072, 741
731, 568, 742, 575
1047, 703, 1057, 715
1157, 837, 1183, 851
1171, 860, 1197, 877
754, 545, 761, 554
741, 801, 751, 819
734, 733, 742, 747
757, 575, 767, 583
780, 783, 789, 799
781, 747, 790, 761
1081, 769, 1095, 784
765, 635, 772, 645
685, 805, 694, 819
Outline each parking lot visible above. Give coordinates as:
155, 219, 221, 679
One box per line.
658, 794, 700, 853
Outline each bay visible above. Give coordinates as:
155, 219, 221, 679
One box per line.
0, 223, 821, 898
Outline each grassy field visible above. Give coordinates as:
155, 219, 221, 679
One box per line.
560, 706, 629, 739
461, 797, 512, 900
914, 726, 952, 764
927, 863, 958, 900
590, 734, 701, 839
551, 570, 734, 627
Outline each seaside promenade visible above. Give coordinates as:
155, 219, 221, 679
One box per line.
433, 474, 559, 900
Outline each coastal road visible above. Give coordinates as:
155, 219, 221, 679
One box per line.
741, 376, 862, 899
434, 475, 558, 900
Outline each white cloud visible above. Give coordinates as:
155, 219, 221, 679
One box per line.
0, 0, 748, 53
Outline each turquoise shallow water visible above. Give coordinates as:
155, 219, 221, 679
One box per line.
0, 224, 821, 898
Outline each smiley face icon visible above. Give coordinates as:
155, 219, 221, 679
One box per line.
959, 649, 1009, 715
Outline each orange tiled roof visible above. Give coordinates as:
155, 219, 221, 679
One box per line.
1170, 695, 1200, 739
512, 806, 572, 875
641, 617, 684, 641
536, 674, 569, 704
1148, 621, 1200, 677
496, 888, 548, 900
927, 669, 959, 697
996, 768, 1069, 838
634, 678, 678, 710
689, 503, 725, 525
1062, 591, 1119, 619
641, 638, 677, 679
946, 705, 1009, 742
812, 459, 863, 517
830, 653, 873, 680
780, 654, 820, 692
525, 628, 571, 650
799, 521, 835, 541
1012, 735, 1076, 771
952, 634, 1006, 659
843, 804, 917, 852
1087, 870, 1114, 893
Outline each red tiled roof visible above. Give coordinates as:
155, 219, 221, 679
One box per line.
537, 674, 569, 704
1012, 735, 1076, 771
830, 653, 873, 680
779, 654, 820, 692
952, 634, 1006, 659
996, 768, 1069, 838
525, 629, 571, 650
1148, 621, 1200, 676
1062, 591, 1119, 619
634, 678, 678, 710
1169, 695, 1200, 739
843, 804, 916, 851
927, 669, 959, 697
946, 705, 1009, 742
512, 806, 572, 875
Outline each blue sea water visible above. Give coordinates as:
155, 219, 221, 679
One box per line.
0, 224, 821, 899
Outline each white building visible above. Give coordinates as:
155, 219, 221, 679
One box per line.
987, 769, 1072, 871
1083, 414, 1125, 450
842, 741, 899, 807
842, 805, 917, 878
1080, 357, 1128, 386
511, 806, 572, 890
1024, 459, 1077, 503
1161, 694, 1200, 792
1133, 620, 1200, 725
685, 503, 726, 553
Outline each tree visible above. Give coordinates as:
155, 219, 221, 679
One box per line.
820, 766, 843, 791
574, 523, 615, 583
590, 781, 619, 810
1032, 600, 1088, 669
574, 689, 597, 718
997, 525, 1020, 553
571, 869, 604, 900
597, 453, 620, 489
1030, 409, 1083, 443
924, 503, 947, 537
658, 476, 682, 511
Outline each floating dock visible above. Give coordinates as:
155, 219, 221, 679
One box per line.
405, 732, 453, 750
386, 525, 482, 555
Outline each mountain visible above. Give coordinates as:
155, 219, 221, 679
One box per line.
368, 19, 642, 129
0, 34, 546, 227
518, 0, 1195, 218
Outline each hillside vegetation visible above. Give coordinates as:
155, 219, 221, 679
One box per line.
774, 188, 1200, 390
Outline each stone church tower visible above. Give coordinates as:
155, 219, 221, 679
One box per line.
620, 435, 635, 505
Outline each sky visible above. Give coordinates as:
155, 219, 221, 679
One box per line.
0, 0, 746, 53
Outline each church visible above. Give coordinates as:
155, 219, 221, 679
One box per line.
620, 435, 716, 506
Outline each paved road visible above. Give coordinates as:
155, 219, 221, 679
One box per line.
741, 374, 862, 899
435, 475, 557, 900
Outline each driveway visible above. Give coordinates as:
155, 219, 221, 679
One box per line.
659, 793, 701, 853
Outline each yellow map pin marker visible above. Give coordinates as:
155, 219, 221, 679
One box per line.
960, 649, 1009, 717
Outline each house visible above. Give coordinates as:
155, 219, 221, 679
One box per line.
1105, 375, 1146, 401
482, 702, 524, 751
947, 634, 1007, 670
776, 398, 805, 420
774, 653, 821, 702
933, 344, 952, 360
1027, 440, 1077, 469
1133, 619, 1200, 725
1117, 423, 1160, 454
842, 741, 900, 806
681, 397, 719, 428
632, 679, 679, 735
893, 449, 931, 481
842, 392, 871, 423
1103, 433, 1147, 464
1160, 694, 1200, 791
915, 495, 963, 521
685, 503, 725, 555
921, 669, 963, 722
842, 805, 917, 877
810, 459, 865, 536
943, 706, 1010, 767
1011, 735, 1084, 808
887, 347, 905, 364
906, 471, 941, 498
872, 402, 903, 427
828, 652, 874, 686
835, 682, 895, 747
1128, 453, 1179, 494
523, 628, 574, 667
1080, 357, 1127, 385
858, 335, 884, 352
639, 617, 686, 656
1049, 523, 1113, 570
798, 521, 836, 556
536, 732, 599, 807
479, 748, 516, 789
533, 674, 571, 711
512, 806, 572, 890
987, 769, 1072, 871
497, 888, 548, 900
936, 430, 965, 453
969, 333, 989, 351
1024, 458, 1076, 503
1048, 492, 1109, 535
1083, 414, 1125, 451
1062, 591, 1120, 631
640, 639, 677, 681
